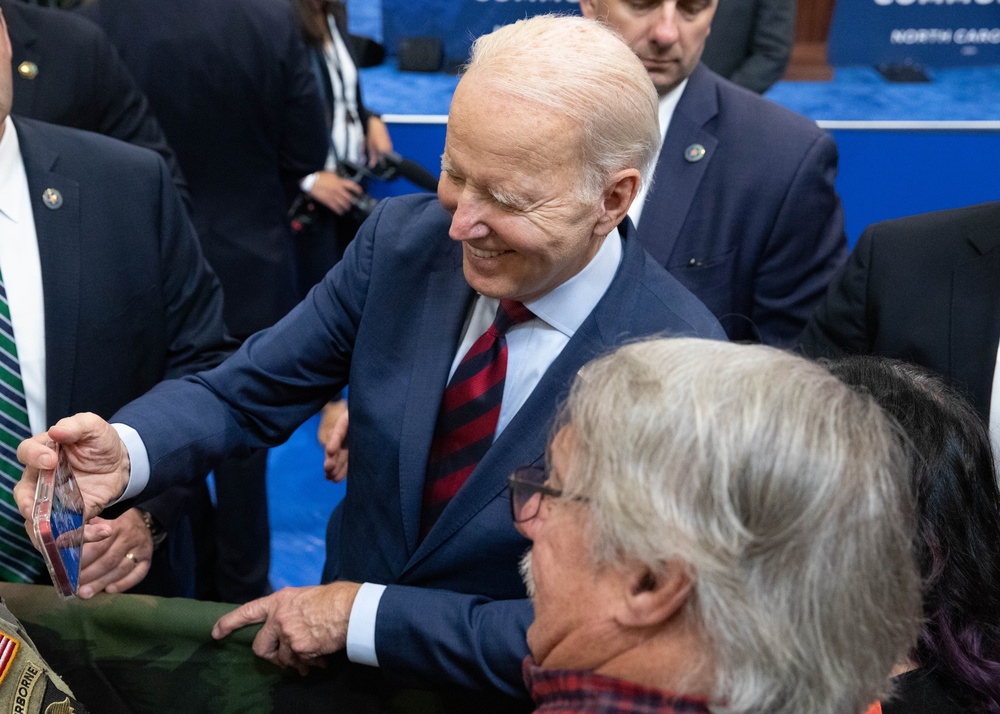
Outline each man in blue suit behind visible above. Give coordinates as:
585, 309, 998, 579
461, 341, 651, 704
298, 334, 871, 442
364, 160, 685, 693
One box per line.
580, 0, 847, 347
16, 15, 723, 710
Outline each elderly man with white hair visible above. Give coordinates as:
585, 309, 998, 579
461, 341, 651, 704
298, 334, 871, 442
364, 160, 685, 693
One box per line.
512, 338, 921, 714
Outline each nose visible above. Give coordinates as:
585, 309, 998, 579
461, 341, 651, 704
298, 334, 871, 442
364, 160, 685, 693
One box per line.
649, 4, 680, 46
445, 187, 491, 242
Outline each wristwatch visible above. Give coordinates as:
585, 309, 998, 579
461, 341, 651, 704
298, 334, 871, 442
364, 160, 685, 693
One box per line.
137, 508, 168, 550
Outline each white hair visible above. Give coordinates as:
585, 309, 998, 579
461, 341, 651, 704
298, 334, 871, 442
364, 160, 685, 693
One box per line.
559, 338, 921, 714
465, 14, 661, 200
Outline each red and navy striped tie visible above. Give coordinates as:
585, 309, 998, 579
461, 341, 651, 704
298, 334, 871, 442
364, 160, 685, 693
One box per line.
420, 299, 534, 537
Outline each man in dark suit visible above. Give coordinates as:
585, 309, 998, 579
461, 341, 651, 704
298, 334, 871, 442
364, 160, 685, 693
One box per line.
15, 15, 723, 709
799, 201, 1000, 428
580, 0, 847, 347
80, 0, 329, 602
701, 0, 795, 94
79, 0, 327, 338
2, 0, 187, 202
0, 7, 233, 596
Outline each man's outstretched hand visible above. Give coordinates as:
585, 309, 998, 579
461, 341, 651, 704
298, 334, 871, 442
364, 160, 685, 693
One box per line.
16, 412, 132, 532
212, 582, 362, 676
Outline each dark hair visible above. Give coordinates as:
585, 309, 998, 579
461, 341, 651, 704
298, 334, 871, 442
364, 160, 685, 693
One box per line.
288, 0, 333, 47
827, 357, 1000, 714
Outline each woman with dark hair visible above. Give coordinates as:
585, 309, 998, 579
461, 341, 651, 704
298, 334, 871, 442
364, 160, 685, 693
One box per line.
288, 0, 393, 296
828, 356, 1000, 714
288, 0, 394, 456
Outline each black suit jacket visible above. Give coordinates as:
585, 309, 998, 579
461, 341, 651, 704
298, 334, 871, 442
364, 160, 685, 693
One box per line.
14, 117, 235, 594
81, 0, 329, 337
3, 0, 188, 203
701, 0, 795, 94
638, 64, 847, 347
799, 201, 1000, 422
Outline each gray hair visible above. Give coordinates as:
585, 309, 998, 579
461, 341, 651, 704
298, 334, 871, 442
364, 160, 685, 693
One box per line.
559, 338, 921, 714
465, 14, 661, 200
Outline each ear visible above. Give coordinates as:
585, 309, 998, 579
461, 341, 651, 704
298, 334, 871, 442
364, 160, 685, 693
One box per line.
594, 169, 641, 236
616, 560, 693, 628
578, 0, 599, 20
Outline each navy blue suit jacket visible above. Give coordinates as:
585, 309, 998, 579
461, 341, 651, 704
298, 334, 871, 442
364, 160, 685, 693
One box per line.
638, 63, 847, 346
799, 201, 1000, 423
14, 117, 233, 593
81, 0, 328, 337
114, 194, 723, 698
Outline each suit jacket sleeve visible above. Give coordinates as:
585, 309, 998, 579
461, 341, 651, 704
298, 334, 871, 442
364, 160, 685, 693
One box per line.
755, 130, 848, 346
129, 155, 234, 527
376, 586, 532, 697
151, 155, 236, 379
279, 16, 330, 179
798, 224, 877, 359
728, 0, 795, 94
74, 14, 191, 205
111, 185, 375, 489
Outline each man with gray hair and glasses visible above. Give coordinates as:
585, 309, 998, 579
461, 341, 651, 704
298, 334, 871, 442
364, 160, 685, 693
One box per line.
511, 337, 921, 714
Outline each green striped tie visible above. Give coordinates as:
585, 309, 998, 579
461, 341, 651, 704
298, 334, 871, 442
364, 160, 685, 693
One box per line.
0, 267, 44, 582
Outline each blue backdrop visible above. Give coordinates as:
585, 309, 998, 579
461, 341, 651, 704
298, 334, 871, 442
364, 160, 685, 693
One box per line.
382, 0, 581, 65
829, 0, 1000, 67
370, 121, 1000, 249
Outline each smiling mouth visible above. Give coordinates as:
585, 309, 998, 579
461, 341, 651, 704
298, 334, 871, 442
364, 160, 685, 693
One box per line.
467, 245, 508, 259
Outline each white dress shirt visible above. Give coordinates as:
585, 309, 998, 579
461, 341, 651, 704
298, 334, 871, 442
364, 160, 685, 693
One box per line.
0, 117, 48, 436
628, 78, 689, 229
324, 18, 364, 169
299, 19, 365, 194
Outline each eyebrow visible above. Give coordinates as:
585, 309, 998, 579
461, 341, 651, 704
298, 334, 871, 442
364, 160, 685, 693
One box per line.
487, 185, 531, 210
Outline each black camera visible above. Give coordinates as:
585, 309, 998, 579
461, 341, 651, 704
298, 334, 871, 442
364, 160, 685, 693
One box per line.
290, 151, 439, 232
335, 160, 385, 224
338, 151, 440, 222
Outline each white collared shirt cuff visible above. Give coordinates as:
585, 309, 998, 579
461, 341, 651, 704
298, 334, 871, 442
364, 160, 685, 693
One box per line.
299, 172, 318, 193
110, 423, 150, 504
346, 582, 387, 667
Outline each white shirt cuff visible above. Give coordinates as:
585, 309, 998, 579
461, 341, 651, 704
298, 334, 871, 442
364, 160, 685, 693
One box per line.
299, 172, 318, 193
345, 582, 387, 667
110, 423, 150, 504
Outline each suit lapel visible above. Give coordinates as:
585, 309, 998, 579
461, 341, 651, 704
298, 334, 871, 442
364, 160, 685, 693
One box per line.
7, 3, 41, 118
950, 232, 1000, 420
397, 265, 476, 554
404, 228, 644, 572
637, 64, 719, 267
14, 120, 82, 426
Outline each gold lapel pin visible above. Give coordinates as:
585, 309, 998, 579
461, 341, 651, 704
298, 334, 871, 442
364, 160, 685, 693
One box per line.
18, 61, 39, 80
684, 144, 706, 163
42, 188, 63, 210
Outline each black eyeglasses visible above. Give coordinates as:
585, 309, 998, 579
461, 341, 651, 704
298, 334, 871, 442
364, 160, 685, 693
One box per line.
507, 466, 586, 523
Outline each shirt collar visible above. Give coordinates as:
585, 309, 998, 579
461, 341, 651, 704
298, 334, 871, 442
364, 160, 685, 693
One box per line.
524, 229, 623, 339
0, 117, 26, 224
658, 78, 689, 142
